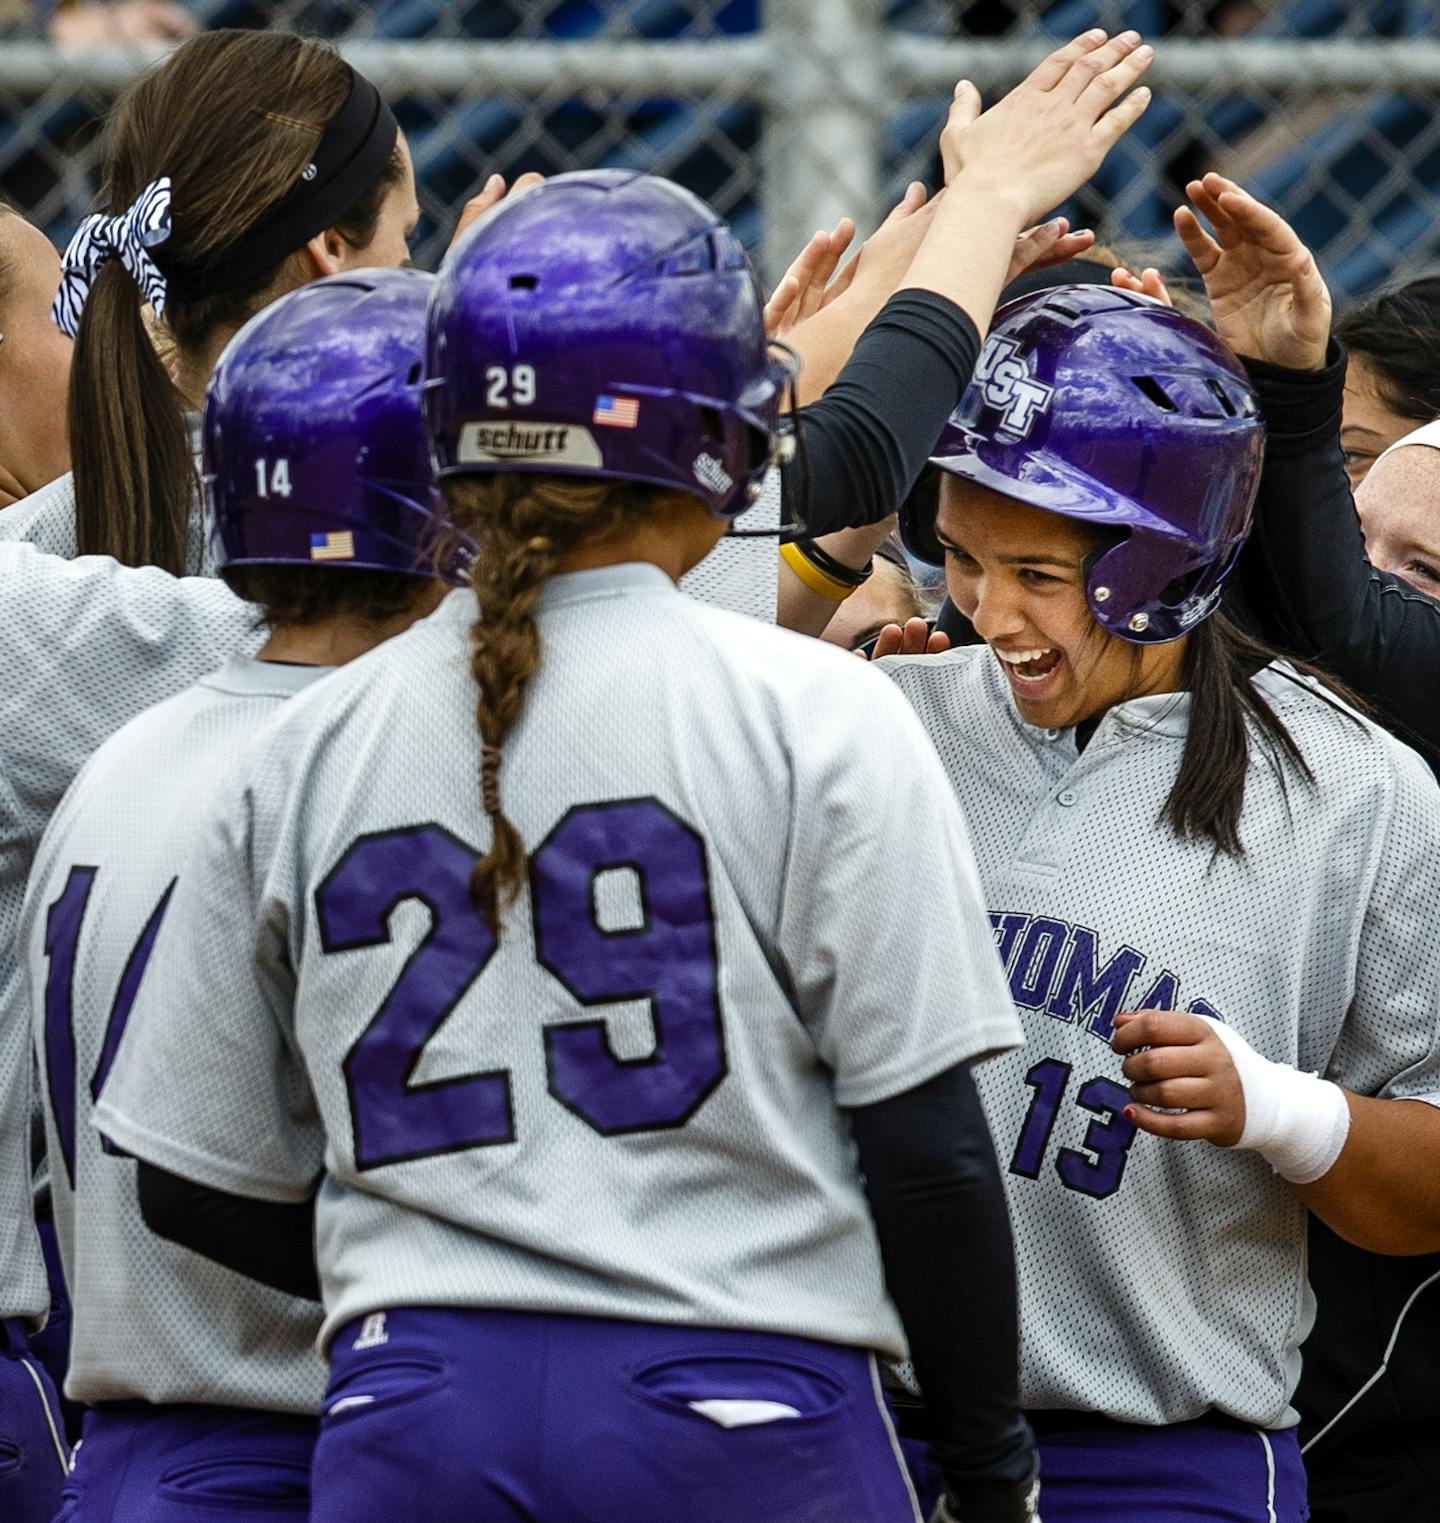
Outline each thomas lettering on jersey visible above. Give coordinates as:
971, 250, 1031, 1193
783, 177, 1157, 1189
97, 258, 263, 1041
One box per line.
989, 911, 1226, 1042
456, 421, 604, 468
973, 338, 1054, 440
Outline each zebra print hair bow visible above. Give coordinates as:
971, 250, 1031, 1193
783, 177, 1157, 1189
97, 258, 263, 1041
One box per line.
51, 177, 173, 338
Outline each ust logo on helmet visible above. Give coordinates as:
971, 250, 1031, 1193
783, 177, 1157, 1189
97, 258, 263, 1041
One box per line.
457, 421, 603, 469
974, 336, 1054, 440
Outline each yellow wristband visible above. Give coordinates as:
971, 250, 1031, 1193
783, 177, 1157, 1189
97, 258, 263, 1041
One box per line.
780, 540, 857, 602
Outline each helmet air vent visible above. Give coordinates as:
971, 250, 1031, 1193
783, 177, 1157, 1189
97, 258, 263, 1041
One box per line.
1206, 378, 1238, 417
1131, 375, 1178, 412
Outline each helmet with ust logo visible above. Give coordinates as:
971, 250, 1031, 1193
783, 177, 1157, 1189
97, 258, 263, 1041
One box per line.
917, 284, 1264, 644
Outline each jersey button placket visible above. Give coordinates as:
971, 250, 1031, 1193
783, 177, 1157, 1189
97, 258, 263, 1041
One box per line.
1013, 774, 1087, 875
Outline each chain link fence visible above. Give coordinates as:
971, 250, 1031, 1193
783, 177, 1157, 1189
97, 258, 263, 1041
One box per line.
1, 0, 1438, 302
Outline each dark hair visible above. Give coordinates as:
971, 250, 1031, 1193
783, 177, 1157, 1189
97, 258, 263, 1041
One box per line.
70, 31, 404, 575
1117, 613, 1366, 858
441, 473, 683, 935
1335, 275, 1440, 424
223, 564, 431, 631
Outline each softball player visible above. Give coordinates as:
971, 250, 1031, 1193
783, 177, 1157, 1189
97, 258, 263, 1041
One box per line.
880, 284, 1440, 1522
95, 35, 1155, 1517
21, 267, 449, 1520
93, 163, 1057, 1523
0, 542, 255, 1519
0, 28, 414, 569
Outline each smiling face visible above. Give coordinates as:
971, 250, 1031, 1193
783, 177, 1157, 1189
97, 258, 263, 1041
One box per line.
1353, 444, 1440, 598
937, 476, 1188, 729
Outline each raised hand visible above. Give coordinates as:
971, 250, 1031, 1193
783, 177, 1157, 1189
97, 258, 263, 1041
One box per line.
836, 182, 935, 301
52, 0, 197, 45
765, 218, 858, 339
1008, 217, 1096, 289
858, 619, 952, 660
449, 172, 546, 253
1174, 173, 1331, 371
940, 30, 1154, 225
1110, 264, 1173, 306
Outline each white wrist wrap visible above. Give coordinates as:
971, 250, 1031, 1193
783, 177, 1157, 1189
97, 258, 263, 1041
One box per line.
1207, 1019, 1351, 1184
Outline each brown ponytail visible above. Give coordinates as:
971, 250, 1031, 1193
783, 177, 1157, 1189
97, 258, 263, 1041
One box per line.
441, 473, 680, 934
70, 31, 402, 573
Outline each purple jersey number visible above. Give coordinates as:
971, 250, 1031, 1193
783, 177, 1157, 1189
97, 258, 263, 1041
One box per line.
42, 867, 176, 1186
1010, 1059, 1137, 1201
321, 799, 726, 1170
321, 826, 512, 1171
533, 799, 725, 1135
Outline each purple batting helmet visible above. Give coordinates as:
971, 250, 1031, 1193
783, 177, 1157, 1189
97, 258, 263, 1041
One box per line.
926, 284, 1264, 644
205, 267, 466, 583
425, 169, 790, 519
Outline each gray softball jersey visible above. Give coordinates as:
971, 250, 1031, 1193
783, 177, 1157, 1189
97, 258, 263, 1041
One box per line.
0, 418, 215, 574
98, 566, 1021, 1357
882, 646, 1440, 1428
0, 543, 255, 1321
23, 657, 329, 1409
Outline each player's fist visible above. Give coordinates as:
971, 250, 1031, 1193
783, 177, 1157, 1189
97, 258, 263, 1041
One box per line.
931, 1472, 1042, 1523
1112, 1009, 1245, 1144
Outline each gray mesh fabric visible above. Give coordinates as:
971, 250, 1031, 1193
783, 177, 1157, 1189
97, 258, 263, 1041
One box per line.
0, 543, 257, 1319
0, 473, 79, 559
22, 657, 329, 1409
678, 469, 780, 621
0, 419, 215, 575
881, 647, 1440, 1428
99, 566, 1020, 1358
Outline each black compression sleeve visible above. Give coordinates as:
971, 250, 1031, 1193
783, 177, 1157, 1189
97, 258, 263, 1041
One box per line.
137, 1160, 321, 1302
788, 290, 982, 538
1237, 340, 1440, 772
848, 1063, 1037, 1523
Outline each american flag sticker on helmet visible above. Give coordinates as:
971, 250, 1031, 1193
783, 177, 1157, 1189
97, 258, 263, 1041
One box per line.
593, 395, 640, 429
310, 531, 355, 561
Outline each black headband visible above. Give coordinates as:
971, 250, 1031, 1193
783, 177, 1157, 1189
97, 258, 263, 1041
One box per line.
1001, 257, 1118, 304
168, 68, 399, 302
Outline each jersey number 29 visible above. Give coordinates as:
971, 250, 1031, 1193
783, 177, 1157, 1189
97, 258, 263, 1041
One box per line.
317, 798, 727, 1170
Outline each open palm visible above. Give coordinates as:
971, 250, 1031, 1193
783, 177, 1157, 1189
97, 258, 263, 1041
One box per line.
1175, 173, 1331, 371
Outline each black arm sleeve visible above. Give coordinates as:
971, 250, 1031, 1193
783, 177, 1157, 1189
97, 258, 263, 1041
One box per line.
848, 1062, 1037, 1523
787, 290, 982, 538
1236, 340, 1440, 772
137, 1160, 321, 1302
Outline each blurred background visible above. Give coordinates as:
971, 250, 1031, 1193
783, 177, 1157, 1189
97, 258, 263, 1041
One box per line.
1, 0, 1437, 301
